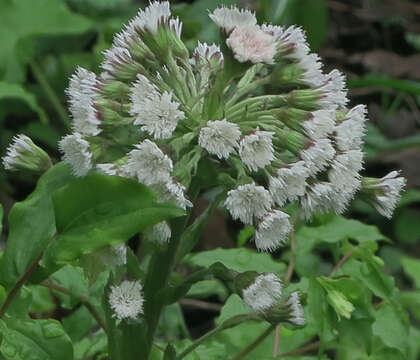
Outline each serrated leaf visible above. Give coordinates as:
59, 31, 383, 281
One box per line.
44, 173, 185, 264
0, 0, 92, 82
0, 318, 73, 360
0, 162, 73, 290
0, 82, 47, 123
184, 247, 286, 276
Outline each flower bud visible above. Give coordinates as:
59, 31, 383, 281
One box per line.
263, 291, 305, 326
2, 135, 52, 173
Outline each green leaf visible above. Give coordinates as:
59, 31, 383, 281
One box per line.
44, 173, 185, 264
237, 226, 255, 247
0, 82, 47, 123
0, 0, 92, 82
296, 216, 387, 254
401, 257, 420, 289
372, 304, 409, 357
184, 247, 286, 276
398, 189, 420, 207
317, 278, 355, 320
0, 162, 73, 290
164, 344, 176, 360
0, 203, 3, 235
394, 209, 420, 244
73, 330, 107, 360
0, 318, 73, 360
187, 279, 228, 301
349, 75, 420, 95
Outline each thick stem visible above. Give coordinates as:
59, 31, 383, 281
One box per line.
41, 281, 107, 332
176, 313, 261, 360
142, 184, 201, 359
29, 60, 70, 130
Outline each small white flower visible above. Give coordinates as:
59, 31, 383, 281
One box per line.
328, 180, 361, 215
303, 109, 336, 140
366, 171, 406, 218
144, 221, 171, 243
297, 53, 324, 87
198, 119, 241, 159
317, 70, 349, 109
335, 105, 367, 151
127, 139, 173, 186
225, 183, 273, 224
101, 46, 133, 77
255, 210, 292, 251
112, 244, 127, 266
97, 163, 118, 176
286, 292, 305, 325
269, 161, 309, 205
59, 133, 92, 177
239, 129, 275, 171
154, 181, 193, 210
130, 75, 185, 139
328, 150, 364, 188
2, 134, 51, 172
300, 181, 336, 219
300, 138, 335, 175
209, 6, 257, 34
243, 273, 283, 312
108, 280, 144, 321
129, 1, 171, 35
226, 25, 277, 64
192, 41, 224, 65
67, 67, 101, 136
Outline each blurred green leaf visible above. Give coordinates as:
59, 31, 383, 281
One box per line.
275, 0, 328, 50
44, 173, 185, 264
73, 330, 107, 360
0, 163, 73, 290
394, 209, 420, 244
349, 75, 420, 95
0, 0, 93, 82
398, 189, 420, 207
184, 247, 286, 276
0, 317, 73, 360
27, 285, 55, 314
372, 304, 409, 358
237, 225, 255, 247
187, 279, 228, 301
401, 257, 420, 289
0, 82, 47, 123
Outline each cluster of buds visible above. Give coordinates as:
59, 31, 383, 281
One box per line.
3, 2, 405, 249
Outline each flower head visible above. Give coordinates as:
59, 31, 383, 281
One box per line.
2, 135, 51, 172
361, 171, 406, 218
67, 67, 101, 136
143, 221, 171, 243
303, 109, 335, 140
209, 6, 257, 34
239, 129, 275, 171
108, 280, 144, 320
300, 139, 335, 175
59, 133, 92, 177
127, 140, 173, 185
255, 210, 291, 251
129, 1, 171, 35
225, 183, 273, 224
335, 105, 367, 151
226, 25, 277, 64
286, 292, 305, 325
154, 180, 193, 210
199, 119, 241, 159
192, 41, 224, 67
242, 273, 283, 311
130, 75, 185, 139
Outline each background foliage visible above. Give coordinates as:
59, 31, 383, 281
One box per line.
0, 0, 419, 359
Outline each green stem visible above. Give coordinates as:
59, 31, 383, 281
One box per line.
232, 324, 276, 360
176, 313, 261, 360
142, 182, 201, 359
226, 76, 271, 108
29, 60, 70, 130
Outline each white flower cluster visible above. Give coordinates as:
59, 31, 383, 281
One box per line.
52, 1, 404, 253
108, 280, 144, 321
241, 273, 305, 325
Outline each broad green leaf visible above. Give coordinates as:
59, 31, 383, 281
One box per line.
73, 330, 107, 360
372, 305, 409, 358
394, 209, 420, 244
0, 318, 73, 360
296, 216, 387, 254
63, 306, 96, 342
0, 0, 92, 82
44, 174, 185, 264
0, 82, 47, 123
317, 278, 355, 320
187, 279, 228, 301
184, 247, 286, 276
401, 291, 420, 321
0, 162, 73, 290
237, 225, 255, 247
401, 257, 420, 289
398, 189, 420, 207
27, 285, 55, 314
173, 339, 226, 360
